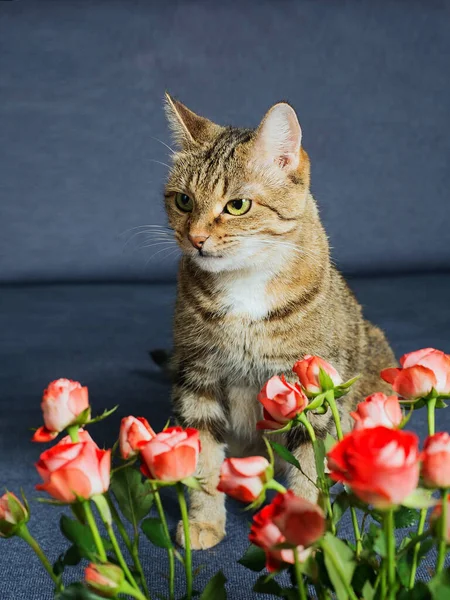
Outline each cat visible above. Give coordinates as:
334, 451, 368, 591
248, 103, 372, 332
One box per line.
162, 93, 395, 550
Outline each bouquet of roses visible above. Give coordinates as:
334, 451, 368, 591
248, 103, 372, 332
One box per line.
2, 347, 450, 599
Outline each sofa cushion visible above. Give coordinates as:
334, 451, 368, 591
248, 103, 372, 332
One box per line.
0, 274, 449, 598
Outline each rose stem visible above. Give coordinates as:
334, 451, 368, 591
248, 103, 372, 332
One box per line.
384, 509, 396, 599
294, 548, 308, 600
83, 501, 107, 561
436, 489, 449, 574
105, 520, 142, 592
176, 483, 193, 600
17, 525, 61, 586
67, 426, 80, 443
151, 482, 175, 600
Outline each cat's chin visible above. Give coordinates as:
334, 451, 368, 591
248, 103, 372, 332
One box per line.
190, 253, 245, 273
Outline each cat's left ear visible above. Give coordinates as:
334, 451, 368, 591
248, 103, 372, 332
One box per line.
251, 102, 302, 171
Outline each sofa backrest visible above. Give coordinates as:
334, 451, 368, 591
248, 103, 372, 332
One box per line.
1, 0, 449, 283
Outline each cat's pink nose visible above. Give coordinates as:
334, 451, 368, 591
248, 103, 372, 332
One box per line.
188, 233, 209, 250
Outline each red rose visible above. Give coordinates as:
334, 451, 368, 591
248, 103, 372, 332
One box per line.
422, 433, 450, 488
35, 435, 110, 502
293, 355, 342, 395
249, 494, 312, 572
351, 393, 403, 431
217, 457, 270, 503
381, 348, 450, 399
256, 376, 308, 430
327, 426, 420, 509
119, 416, 155, 459
271, 490, 325, 547
430, 499, 450, 542
32, 379, 90, 442
140, 426, 200, 482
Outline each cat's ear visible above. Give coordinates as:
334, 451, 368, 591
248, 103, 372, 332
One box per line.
251, 103, 302, 171
164, 93, 222, 148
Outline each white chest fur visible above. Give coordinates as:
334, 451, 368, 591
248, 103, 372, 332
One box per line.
218, 270, 272, 320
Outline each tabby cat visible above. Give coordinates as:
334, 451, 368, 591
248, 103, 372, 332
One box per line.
162, 93, 395, 550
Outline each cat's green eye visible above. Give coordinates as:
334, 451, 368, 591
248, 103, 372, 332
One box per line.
174, 192, 194, 213
224, 199, 252, 216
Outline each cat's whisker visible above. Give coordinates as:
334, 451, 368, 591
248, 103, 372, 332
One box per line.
149, 159, 171, 169
150, 136, 176, 155
122, 232, 175, 249
144, 244, 179, 268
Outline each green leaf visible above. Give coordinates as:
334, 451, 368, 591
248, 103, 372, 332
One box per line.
351, 563, 376, 598
253, 575, 283, 596
373, 528, 387, 558
181, 476, 205, 491
53, 545, 81, 576
324, 432, 337, 453
402, 488, 437, 509
319, 368, 335, 391
361, 581, 375, 600
394, 507, 420, 529
200, 571, 227, 600
141, 517, 173, 549
332, 492, 350, 526
322, 533, 356, 600
59, 515, 111, 560
55, 582, 105, 599
238, 544, 267, 572
313, 438, 326, 479
397, 582, 432, 600
429, 568, 450, 599
270, 441, 300, 470
85, 405, 119, 425
110, 467, 154, 526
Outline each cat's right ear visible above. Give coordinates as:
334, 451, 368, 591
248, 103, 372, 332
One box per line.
164, 93, 222, 149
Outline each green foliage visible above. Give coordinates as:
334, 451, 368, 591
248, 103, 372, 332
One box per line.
362, 523, 387, 558
394, 507, 420, 529
53, 545, 81, 576
141, 517, 173, 549
322, 533, 356, 600
397, 582, 432, 600
59, 515, 111, 560
199, 571, 227, 600
269, 441, 301, 470
55, 583, 104, 599
427, 567, 450, 599
332, 492, 350, 526
319, 368, 335, 391
238, 544, 266, 572
324, 432, 337, 453
313, 438, 326, 479
351, 563, 376, 598
110, 467, 154, 526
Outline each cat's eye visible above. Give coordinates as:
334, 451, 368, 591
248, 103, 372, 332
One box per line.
174, 192, 194, 213
224, 199, 252, 216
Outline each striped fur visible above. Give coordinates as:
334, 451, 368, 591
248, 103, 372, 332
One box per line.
163, 95, 396, 549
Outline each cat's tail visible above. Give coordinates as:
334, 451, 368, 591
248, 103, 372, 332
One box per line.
149, 349, 174, 379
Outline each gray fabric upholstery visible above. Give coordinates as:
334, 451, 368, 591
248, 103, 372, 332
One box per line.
1, 274, 450, 598
1, 0, 450, 283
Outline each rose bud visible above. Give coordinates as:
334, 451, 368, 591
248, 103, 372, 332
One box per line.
249, 498, 312, 572
271, 490, 325, 547
293, 355, 342, 395
140, 426, 200, 482
327, 426, 420, 509
217, 457, 271, 503
381, 348, 450, 400
422, 433, 450, 488
32, 379, 90, 442
0, 492, 29, 538
351, 393, 403, 431
36, 436, 111, 502
85, 563, 124, 597
256, 376, 308, 430
120, 416, 155, 460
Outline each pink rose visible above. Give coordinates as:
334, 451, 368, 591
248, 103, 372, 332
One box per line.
249, 494, 313, 572
293, 355, 342, 395
85, 563, 124, 597
217, 457, 270, 503
35, 435, 110, 503
256, 376, 308, 430
120, 416, 155, 459
328, 426, 420, 509
32, 379, 90, 442
422, 433, 450, 488
0, 492, 29, 538
351, 393, 403, 431
381, 348, 450, 399
271, 490, 325, 547
140, 426, 200, 482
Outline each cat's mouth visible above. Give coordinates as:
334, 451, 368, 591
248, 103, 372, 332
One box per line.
198, 249, 223, 259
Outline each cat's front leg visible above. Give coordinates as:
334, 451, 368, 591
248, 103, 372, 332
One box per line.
173, 386, 228, 550
283, 428, 320, 503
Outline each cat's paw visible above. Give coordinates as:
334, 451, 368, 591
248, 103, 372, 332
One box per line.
176, 519, 225, 550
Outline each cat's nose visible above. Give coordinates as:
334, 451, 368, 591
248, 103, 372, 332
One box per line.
188, 233, 209, 249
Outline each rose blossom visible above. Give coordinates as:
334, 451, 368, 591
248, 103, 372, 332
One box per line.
327, 426, 420, 509
85, 563, 124, 597
120, 416, 155, 459
0, 492, 29, 538
381, 348, 450, 400
422, 433, 450, 488
35, 435, 111, 502
271, 490, 325, 547
32, 379, 90, 442
293, 355, 342, 395
256, 375, 308, 430
217, 457, 270, 503
249, 494, 313, 572
351, 393, 403, 431
140, 426, 200, 482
